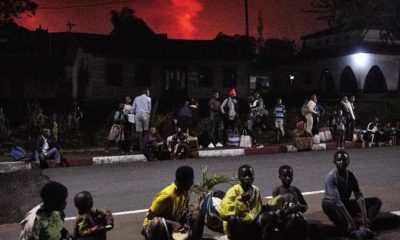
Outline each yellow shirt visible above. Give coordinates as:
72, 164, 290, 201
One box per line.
219, 184, 263, 235
143, 182, 190, 227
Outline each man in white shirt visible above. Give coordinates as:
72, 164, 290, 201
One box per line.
133, 89, 152, 150
305, 95, 319, 136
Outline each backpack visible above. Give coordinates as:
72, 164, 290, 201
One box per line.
200, 190, 225, 232
11, 146, 32, 162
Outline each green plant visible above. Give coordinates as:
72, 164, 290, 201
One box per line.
191, 166, 237, 202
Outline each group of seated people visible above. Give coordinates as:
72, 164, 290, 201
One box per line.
142, 150, 382, 240
141, 127, 194, 161
362, 117, 400, 147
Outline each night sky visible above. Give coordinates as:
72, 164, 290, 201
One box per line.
18, 0, 327, 42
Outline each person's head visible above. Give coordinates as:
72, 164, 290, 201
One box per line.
175, 166, 194, 193
229, 88, 236, 97
254, 92, 260, 99
310, 94, 317, 102
74, 191, 93, 214
278, 165, 293, 187
125, 96, 131, 104
41, 181, 68, 212
333, 150, 350, 172
277, 98, 282, 105
350, 95, 355, 102
342, 96, 348, 102
143, 89, 150, 96
184, 100, 189, 106
118, 102, 124, 110
238, 165, 254, 190
213, 91, 219, 99
337, 109, 343, 116
42, 128, 51, 137
149, 127, 157, 135
374, 116, 379, 123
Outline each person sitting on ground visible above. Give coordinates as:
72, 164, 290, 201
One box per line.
142, 127, 166, 161
168, 127, 190, 159
366, 116, 385, 146
20, 181, 71, 240
74, 191, 114, 240
219, 165, 276, 240
35, 128, 62, 168
322, 150, 382, 238
142, 166, 204, 240
269, 165, 308, 240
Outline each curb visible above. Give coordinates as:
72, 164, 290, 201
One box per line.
6, 141, 364, 168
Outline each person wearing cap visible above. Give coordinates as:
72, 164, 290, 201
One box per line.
322, 150, 382, 237
221, 89, 239, 145
142, 166, 204, 240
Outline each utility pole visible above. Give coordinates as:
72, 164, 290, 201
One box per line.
66, 21, 76, 33
245, 0, 249, 37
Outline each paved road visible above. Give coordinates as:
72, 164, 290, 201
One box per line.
1, 147, 400, 240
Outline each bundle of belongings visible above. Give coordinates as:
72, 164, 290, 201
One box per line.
292, 121, 313, 151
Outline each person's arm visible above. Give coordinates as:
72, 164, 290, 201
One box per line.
308, 102, 318, 114
132, 98, 137, 114
75, 215, 97, 237
220, 99, 227, 114
295, 187, 308, 213
351, 173, 369, 227
219, 186, 239, 221
148, 97, 152, 113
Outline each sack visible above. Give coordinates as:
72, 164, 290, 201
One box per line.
319, 128, 332, 142
127, 114, 135, 124
228, 128, 240, 147
11, 146, 27, 161
293, 137, 313, 151
240, 130, 252, 148
313, 134, 320, 144
200, 191, 224, 232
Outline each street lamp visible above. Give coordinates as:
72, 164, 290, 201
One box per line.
289, 75, 295, 87
352, 52, 369, 68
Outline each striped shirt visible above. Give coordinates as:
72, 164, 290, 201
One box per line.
274, 104, 286, 120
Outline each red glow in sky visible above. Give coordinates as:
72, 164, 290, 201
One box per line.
17, 0, 327, 42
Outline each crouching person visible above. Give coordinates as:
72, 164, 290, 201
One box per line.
74, 191, 114, 240
219, 165, 277, 240
20, 181, 71, 240
268, 165, 308, 240
142, 166, 204, 240
322, 150, 382, 238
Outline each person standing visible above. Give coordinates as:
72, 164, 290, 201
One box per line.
133, 89, 152, 151
208, 91, 222, 147
340, 96, 355, 141
348, 96, 357, 140
249, 92, 266, 147
221, 89, 239, 145
274, 98, 286, 143
334, 109, 346, 150
105, 102, 125, 154
123, 96, 134, 152
305, 95, 318, 136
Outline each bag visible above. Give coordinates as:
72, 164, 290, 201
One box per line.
11, 146, 27, 161
293, 137, 313, 151
319, 127, 332, 142
127, 114, 135, 124
200, 191, 225, 232
240, 130, 252, 148
313, 134, 320, 144
228, 128, 240, 147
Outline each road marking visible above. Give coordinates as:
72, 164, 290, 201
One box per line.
264, 190, 325, 199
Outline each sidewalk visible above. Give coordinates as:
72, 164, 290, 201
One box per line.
0, 141, 365, 168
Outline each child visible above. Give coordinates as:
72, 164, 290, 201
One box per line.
334, 109, 346, 150
219, 165, 276, 240
74, 191, 114, 240
274, 98, 286, 143
20, 181, 71, 240
269, 165, 308, 240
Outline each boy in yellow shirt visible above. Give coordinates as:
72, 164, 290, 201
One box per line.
219, 165, 277, 240
142, 166, 204, 240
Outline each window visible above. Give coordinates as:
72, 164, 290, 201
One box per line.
199, 67, 213, 87
223, 67, 237, 87
135, 64, 152, 87
106, 64, 123, 86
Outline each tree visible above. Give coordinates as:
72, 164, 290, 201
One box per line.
110, 7, 154, 39
0, 0, 38, 23
303, 0, 400, 42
